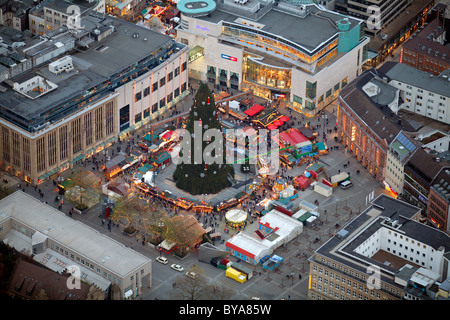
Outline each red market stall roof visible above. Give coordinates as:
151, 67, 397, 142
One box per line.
244, 104, 265, 117
294, 175, 311, 189
273, 120, 284, 126
267, 124, 278, 130
160, 130, 173, 141
287, 128, 309, 144
280, 116, 290, 122
279, 131, 298, 147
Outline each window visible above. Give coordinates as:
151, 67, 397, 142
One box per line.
144, 87, 150, 97
182, 61, 187, 72
174, 67, 180, 77
135, 91, 142, 102
152, 81, 158, 92
168, 71, 173, 82
160, 98, 166, 109
306, 81, 317, 100
160, 77, 165, 87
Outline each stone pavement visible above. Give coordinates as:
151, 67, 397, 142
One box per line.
0, 78, 392, 300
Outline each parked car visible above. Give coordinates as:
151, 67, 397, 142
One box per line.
156, 256, 168, 264
185, 271, 197, 280
171, 264, 184, 272
340, 180, 353, 190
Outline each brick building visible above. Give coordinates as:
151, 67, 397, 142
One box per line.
336, 69, 416, 183
428, 167, 450, 232
400, 4, 450, 76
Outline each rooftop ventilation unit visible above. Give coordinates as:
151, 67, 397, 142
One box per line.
49, 56, 74, 75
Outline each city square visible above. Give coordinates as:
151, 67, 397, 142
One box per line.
0, 0, 449, 304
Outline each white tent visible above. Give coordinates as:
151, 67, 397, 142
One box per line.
228, 100, 240, 109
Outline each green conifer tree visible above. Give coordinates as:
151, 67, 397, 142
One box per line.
173, 82, 234, 195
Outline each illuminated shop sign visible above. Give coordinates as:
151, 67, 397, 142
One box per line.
221, 54, 237, 62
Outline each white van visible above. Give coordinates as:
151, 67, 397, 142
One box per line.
340, 180, 353, 190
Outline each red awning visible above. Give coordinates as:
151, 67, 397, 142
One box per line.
267, 124, 278, 130
244, 104, 265, 116
273, 120, 284, 126
280, 116, 290, 122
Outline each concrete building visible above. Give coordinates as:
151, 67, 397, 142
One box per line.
418, 129, 450, 153
403, 147, 449, 212
358, 0, 435, 67
0, 191, 152, 299
0, 11, 189, 185
28, 0, 105, 36
336, 68, 416, 183
384, 131, 420, 197
428, 167, 450, 232
380, 62, 450, 125
308, 193, 450, 300
176, 0, 369, 116
0, 0, 35, 32
334, 0, 414, 37
400, 3, 449, 76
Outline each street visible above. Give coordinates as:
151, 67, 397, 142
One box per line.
2, 79, 391, 300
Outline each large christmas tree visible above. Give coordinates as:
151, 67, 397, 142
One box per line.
173, 82, 234, 195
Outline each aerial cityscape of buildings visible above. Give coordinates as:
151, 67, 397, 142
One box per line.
0, 0, 449, 304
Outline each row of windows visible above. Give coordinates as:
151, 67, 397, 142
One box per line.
135, 63, 186, 102
50, 242, 123, 285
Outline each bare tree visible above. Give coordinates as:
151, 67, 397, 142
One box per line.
208, 280, 236, 300
172, 265, 209, 300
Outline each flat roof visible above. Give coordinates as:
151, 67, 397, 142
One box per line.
382, 62, 450, 98
196, 4, 361, 52
0, 13, 176, 130
74, 15, 174, 78
313, 194, 450, 285
0, 191, 151, 277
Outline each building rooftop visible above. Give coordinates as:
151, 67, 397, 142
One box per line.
368, 0, 434, 52
403, 36, 450, 65
0, 191, 151, 278
405, 147, 449, 182
390, 131, 420, 164
381, 62, 450, 98
193, 2, 362, 54
339, 69, 417, 144
430, 167, 450, 203
314, 193, 450, 287
0, 12, 179, 132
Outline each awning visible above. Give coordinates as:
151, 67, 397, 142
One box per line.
124, 289, 133, 298
244, 104, 265, 117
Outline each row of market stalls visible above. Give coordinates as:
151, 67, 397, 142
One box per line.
224, 207, 303, 266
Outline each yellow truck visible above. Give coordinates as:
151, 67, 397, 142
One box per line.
226, 267, 247, 283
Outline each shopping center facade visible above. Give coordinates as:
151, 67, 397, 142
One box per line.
176, 0, 370, 116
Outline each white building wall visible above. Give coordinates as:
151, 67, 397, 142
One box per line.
384, 151, 405, 195
291, 39, 367, 112
115, 48, 188, 129
390, 80, 450, 125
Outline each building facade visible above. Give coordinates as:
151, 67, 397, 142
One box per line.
0, 12, 188, 185
334, 0, 413, 37
384, 131, 419, 197
0, 191, 153, 299
400, 3, 449, 76
403, 148, 448, 212
336, 69, 416, 183
176, 0, 369, 116
428, 167, 450, 232
29, 0, 105, 36
308, 194, 450, 300
381, 62, 450, 125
